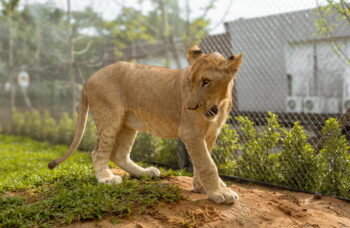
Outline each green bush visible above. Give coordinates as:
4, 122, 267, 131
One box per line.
212, 121, 241, 175
317, 118, 350, 198
153, 139, 179, 167
11, 109, 25, 135
131, 133, 179, 166
80, 116, 97, 151
42, 110, 58, 143
10, 110, 97, 151
56, 112, 75, 145
8, 109, 350, 199
131, 133, 158, 162
26, 110, 42, 140
279, 121, 317, 191
234, 113, 280, 183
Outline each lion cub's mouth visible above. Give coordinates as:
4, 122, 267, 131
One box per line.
204, 105, 218, 120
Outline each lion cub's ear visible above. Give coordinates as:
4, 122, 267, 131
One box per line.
222, 54, 243, 76
186, 45, 204, 65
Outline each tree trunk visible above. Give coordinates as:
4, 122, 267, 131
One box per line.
159, 0, 171, 68
8, 10, 15, 110
67, 0, 76, 115
169, 36, 182, 69
35, 21, 41, 68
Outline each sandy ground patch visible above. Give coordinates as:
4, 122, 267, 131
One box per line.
66, 170, 350, 228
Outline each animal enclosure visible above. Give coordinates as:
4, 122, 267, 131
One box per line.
0, 0, 350, 203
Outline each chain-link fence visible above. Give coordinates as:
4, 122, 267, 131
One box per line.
1, 0, 350, 200
200, 3, 350, 200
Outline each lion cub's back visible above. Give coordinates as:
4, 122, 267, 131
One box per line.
86, 61, 181, 112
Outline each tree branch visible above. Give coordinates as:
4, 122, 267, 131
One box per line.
199, 0, 216, 19
315, 0, 350, 63
340, 0, 350, 24
209, 0, 235, 32
73, 40, 93, 56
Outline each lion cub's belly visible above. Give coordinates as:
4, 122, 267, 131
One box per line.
125, 113, 178, 138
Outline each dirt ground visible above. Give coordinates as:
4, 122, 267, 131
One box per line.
67, 170, 350, 228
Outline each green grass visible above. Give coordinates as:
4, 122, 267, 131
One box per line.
0, 135, 183, 228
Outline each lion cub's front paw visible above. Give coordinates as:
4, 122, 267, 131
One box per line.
98, 175, 123, 185
208, 187, 239, 204
144, 167, 161, 177
193, 178, 227, 194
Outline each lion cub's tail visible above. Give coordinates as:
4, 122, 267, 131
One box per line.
48, 86, 89, 169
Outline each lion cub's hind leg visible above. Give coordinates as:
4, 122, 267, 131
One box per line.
92, 126, 123, 184
111, 126, 161, 178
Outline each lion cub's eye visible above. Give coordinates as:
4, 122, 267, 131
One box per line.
201, 78, 211, 87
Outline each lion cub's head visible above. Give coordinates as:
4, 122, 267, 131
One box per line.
185, 45, 243, 120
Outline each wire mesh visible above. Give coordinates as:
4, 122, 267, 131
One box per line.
0, 0, 349, 200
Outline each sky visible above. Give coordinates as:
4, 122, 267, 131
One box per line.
21, 0, 329, 34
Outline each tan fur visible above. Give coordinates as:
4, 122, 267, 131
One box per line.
49, 45, 243, 204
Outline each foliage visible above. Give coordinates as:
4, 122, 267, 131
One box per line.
10, 109, 178, 165
42, 110, 58, 142
153, 138, 179, 167
278, 122, 317, 191
131, 132, 179, 166
234, 113, 280, 183
131, 133, 158, 162
314, 0, 350, 64
0, 135, 182, 227
212, 121, 241, 174
7, 109, 350, 200
104, 0, 210, 48
10, 109, 96, 151
0, 0, 213, 106
317, 118, 350, 198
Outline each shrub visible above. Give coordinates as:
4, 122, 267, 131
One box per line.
26, 110, 42, 140
80, 116, 97, 151
212, 121, 241, 175
153, 139, 179, 167
56, 112, 75, 145
234, 113, 281, 183
131, 133, 158, 162
11, 109, 25, 135
279, 122, 317, 191
317, 118, 350, 198
10, 110, 97, 151
8, 109, 350, 199
42, 110, 58, 142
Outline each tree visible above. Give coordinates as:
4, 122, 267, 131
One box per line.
318, 118, 350, 198
1, 0, 20, 109
109, 0, 212, 68
315, 0, 350, 64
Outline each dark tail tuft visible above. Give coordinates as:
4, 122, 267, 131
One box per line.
48, 160, 58, 169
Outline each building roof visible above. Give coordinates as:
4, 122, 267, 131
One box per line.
199, 33, 233, 58
224, 8, 350, 44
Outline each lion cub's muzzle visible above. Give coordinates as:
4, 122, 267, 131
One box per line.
204, 105, 218, 120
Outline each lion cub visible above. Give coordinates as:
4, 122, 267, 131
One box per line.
49, 45, 243, 204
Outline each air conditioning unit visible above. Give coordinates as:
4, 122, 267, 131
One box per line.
303, 96, 323, 113
342, 73, 350, 113
325, 98, 341, 114
286, 96, 303, 112
342, 98, 350, 113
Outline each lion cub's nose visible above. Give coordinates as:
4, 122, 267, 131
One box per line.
188, 104, 199, 110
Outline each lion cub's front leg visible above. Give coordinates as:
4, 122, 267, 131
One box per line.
192, 134, 227, 193
182, 136, 238, 204
192, 168, 227, 193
